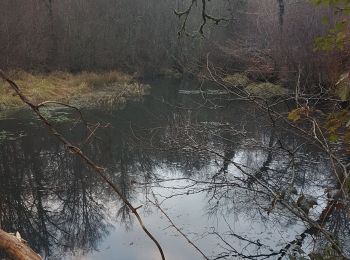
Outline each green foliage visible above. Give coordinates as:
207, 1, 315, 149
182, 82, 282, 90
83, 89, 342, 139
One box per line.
311, 0, 350, 6
288, 107, 313, 122
287, 106, 350, 151
311, 0, 350, 150
325, 110, 350, 146
312, 0, 350, 50
344, 176, 350, 192
338, 85, 350, 101
288, 108, 303, 122
314, 21, 349, 50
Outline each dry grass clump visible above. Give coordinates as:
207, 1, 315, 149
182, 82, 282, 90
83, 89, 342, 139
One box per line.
0, 70, 138, 109
223, 73, 250, 87
74, 82, 147, 108
73, 71, 132, 89
245, 82, 288, 98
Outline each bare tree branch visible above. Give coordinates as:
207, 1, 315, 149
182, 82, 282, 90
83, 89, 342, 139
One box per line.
174, 0, 228, 36
0, 70, 166, 260
149, 192, 210, 260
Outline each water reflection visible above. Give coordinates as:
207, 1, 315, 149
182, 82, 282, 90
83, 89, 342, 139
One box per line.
0, 78, 349, 259
0, 136, 112, 258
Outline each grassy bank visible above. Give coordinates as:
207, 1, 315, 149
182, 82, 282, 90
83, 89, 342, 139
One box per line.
0, 70, 147, 109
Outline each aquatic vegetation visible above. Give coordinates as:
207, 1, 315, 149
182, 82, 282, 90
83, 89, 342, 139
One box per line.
40, 109, 72, 123
71, 82, 149, 109
157, 69, 182, 79
245, 82, 288, 98
0, 70, 144, 109
223, 73, 250, 87
0, 130, 13, 142
0, 130, 26, 143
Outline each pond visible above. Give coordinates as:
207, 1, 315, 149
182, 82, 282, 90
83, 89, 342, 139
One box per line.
0, 78, 348, 259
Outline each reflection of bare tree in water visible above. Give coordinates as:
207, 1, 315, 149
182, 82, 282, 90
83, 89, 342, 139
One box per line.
136, 99, 350, 259
1, 78, 350, 259
113, 140, 135, 229
0, 137, 112, 258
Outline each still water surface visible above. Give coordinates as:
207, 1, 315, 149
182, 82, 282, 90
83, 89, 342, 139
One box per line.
0, 79, 348, 259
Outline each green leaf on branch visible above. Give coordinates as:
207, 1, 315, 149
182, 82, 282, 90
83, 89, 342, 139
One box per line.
329, 133, 338, 142
288, 107, 309, 122
288, 109, 302, 122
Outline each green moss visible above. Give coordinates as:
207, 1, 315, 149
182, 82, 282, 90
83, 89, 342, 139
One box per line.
224, 73, 250, 87
245, 82, 288, 98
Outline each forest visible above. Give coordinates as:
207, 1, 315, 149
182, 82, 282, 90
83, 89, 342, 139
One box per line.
0, 0, 350, 259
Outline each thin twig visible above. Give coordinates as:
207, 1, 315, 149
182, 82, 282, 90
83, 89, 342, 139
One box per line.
150, 192, 210, 260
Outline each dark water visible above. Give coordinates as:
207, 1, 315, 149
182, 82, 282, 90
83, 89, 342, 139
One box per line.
0, 79, 348, 259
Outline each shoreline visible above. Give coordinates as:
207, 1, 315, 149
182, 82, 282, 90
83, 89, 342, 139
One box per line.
0, 70, 148, 110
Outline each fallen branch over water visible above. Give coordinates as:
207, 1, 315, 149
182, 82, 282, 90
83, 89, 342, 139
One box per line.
150, 192, 210, 260
0, 229, 41, 260
0, 70, 165, 260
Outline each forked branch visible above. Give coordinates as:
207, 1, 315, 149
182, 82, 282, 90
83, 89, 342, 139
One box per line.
174, 0, 228, 35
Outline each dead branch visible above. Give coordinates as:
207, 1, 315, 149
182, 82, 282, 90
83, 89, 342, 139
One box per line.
36, 100, 86, 123
174, 0, 228, 36
0, 70, 165, 260
0, 229, 41, 260
149, 192, 210, 260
